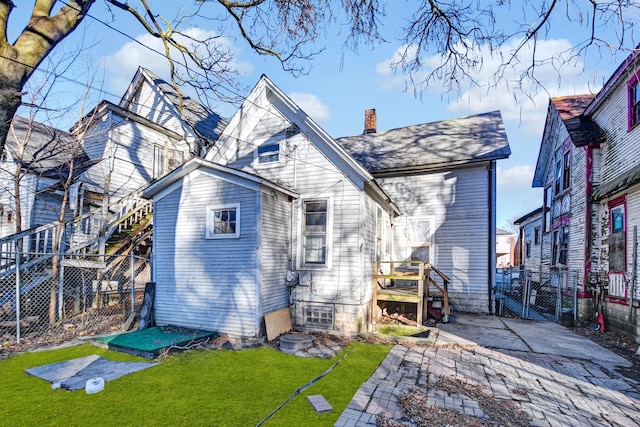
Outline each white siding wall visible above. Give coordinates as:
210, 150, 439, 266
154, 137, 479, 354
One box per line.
521, 216, 543, 274
259, 189, 292, 314
626, 189, 640, 289
212, 101, 375, 332
568, 145, 587, 285
592, 85, 640, 186
80, 113, 187, 200
539, 105, 570, 271
127, 81, 193, 138
153, 171, 260, 337
379, 165, 492, 313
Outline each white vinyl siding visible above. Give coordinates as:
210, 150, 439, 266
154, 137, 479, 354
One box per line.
79, 113, 188, 201
380, 165, 492, 312
153, 171, 260, 337
212, 101, 370, 308
126, 80, 194, 137
260, 190, 292, 314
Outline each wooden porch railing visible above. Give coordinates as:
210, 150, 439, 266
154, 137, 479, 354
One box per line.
373, 260, 450, 325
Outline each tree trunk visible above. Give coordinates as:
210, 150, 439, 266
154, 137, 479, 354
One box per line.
0, 82, 23, 161
48, 158, 74, 325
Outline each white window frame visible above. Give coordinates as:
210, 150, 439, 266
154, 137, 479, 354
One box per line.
254, 141, 283, 167
206, 204, 240, 239
297, 195, 333, 269
154, 144, 185, 178
407, 216, 434, 267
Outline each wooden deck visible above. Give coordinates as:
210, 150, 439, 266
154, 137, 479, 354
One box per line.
373, 261, 450, 325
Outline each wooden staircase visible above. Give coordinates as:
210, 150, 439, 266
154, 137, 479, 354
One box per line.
373, 260, 450, 326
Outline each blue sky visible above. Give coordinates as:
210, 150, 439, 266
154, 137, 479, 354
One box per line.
9, 2, 639, 230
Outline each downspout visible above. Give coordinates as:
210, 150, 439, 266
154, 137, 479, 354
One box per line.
488, 161, 496, 314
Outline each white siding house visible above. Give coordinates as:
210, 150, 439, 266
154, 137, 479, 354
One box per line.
203, 76, 399, 335
143, 160, 296, 337
583, 50, 640, 339
145, 76, 511, 337
338, 110, 511, 314
0, 116, 88, 237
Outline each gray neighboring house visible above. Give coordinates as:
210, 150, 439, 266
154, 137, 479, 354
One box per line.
514, 207, 544, 277
0, 116, 91, 238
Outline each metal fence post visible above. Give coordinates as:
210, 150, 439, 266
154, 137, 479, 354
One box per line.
58, 262, 64, 320
130, 252, 135, 318
15, 240, 21, 343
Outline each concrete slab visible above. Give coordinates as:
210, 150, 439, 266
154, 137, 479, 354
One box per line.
25, 355, 157, 390
445, 313, 505, 328
307, 395, 333, 413
501, 317, 631, 367
437, 323, 530, 351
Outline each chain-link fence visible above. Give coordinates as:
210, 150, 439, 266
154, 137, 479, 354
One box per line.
495, 266, 578, 324
0, 252, 150, 347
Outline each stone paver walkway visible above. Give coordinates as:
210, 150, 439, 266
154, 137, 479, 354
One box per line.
335, 343, 640, 426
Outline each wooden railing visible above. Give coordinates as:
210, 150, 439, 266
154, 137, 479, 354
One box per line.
373, 260, 450, 325
0, 188, 153, 275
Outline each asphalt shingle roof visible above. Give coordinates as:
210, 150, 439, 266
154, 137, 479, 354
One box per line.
550, 95, 605, 147
140, 68, 227, 146
336, 110, 510, 173
6, 116, 91, 179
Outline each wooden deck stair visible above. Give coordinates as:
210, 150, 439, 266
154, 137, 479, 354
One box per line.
373, 261, 450, 326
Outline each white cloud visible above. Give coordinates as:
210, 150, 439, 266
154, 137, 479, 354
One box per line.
289, 92, 330, 123
496, 164, 541, 226
375, 38, 596, 136
105, 28, 253, 97
497, 164, 535, 192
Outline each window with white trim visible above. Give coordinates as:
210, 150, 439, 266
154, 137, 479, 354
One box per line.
300, 198, 331, 267
206, 204, 240, 239
256, 143, 281, 165
154, 144, 185, 178
408, 217, 433, 265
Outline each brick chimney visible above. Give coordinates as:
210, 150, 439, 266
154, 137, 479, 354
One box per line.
363, 108, 377, 134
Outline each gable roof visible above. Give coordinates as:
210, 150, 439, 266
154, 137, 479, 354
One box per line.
513, 207, 543, 225
70, 100, 183, 141
6, 116, 91, 179
550, 95, 605, 147
336, 110, 510, 175
205, 75, 401, 216
120, 67, 227, 151
533, 95, 605, 187
142, 157, 298, 201
584, 45, 640, 116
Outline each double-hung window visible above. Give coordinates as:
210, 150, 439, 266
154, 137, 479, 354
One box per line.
552, 225, 569, 266
408, 217, 433, 265
629, 74, 640, 129
154, 145, 185, 178
300, 199, 331, 267
608, 198, 626, 272
206, 204, 240, 239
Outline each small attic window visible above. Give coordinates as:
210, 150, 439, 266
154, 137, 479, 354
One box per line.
257, 143, 280, 165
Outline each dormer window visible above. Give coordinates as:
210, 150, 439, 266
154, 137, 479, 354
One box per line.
257, 143, 280, 165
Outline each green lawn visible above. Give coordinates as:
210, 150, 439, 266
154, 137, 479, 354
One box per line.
0, 342, 390, 426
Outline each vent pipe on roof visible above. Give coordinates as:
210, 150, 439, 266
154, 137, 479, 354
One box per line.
363, 109, 377, 134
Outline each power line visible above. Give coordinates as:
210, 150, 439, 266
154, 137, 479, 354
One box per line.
0, 53, 122, 100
